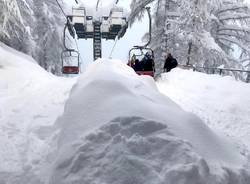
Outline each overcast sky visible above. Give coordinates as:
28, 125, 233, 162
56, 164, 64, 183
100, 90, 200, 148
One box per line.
65, 0, 149, 68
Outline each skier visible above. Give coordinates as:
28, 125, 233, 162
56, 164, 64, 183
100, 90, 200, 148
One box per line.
163, 53, 178, 72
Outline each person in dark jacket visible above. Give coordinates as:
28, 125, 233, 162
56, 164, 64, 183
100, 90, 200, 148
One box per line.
134, 59, 142, 71
142, 52, 154, 71
164, 53, 178, 72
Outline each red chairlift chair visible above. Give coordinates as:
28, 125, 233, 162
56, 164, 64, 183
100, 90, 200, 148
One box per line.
61, 49, 80, 74
128, 46, 155, 77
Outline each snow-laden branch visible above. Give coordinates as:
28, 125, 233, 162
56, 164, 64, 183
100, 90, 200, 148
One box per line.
217, 5, 248, 14
217, 35, 250, 53
217, 39, 234, 51
219, 13, 250, 21
218, 25, 250, 34
217, 32, 250, 43
128, 0, 155, 25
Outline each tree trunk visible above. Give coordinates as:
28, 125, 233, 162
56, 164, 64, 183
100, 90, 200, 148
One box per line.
187, 41, 192, 65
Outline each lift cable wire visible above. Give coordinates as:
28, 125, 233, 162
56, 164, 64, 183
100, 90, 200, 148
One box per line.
96, 0, 120, 13
108, 0, 128, 58
96, 0, 101, 11
55, 0, 67, 18
74, 37, 84, 73
109, 37, 119, 58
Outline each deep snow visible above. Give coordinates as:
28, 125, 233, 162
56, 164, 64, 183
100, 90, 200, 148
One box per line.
49, 59, 250, 184
1, 42, 250, 184
157, 69, 250, 152
0, 43, 76, 183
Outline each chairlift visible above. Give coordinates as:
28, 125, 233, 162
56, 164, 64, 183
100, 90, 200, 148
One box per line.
61, 22, 81, 75
61, 49, 80, 74
128, 7, 155, 77
109, 8, 126, 34
72, 7, 86, 38
128, 46, 155, 77
101, 16, 110, 39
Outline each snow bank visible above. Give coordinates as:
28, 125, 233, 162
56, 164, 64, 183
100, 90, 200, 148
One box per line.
49, 59, 250, 184
157, 68, 250, 152
0, 42, 76, 183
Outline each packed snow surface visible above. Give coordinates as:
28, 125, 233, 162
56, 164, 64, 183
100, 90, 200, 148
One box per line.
1, 42, 250, 184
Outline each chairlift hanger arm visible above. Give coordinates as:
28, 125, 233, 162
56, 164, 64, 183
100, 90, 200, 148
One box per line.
96, 0, 100, 11
96, 0, 120, 11
63, 24, 77, 52
129, 47, 154, 59
144, 7, 152, 48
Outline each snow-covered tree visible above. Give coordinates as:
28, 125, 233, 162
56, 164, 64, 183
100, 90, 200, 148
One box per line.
129, 0, 250, 81
0, 0, 65, 74
32, 0, 65, 74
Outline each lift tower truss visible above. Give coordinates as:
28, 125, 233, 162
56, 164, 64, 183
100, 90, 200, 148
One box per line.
93, 21, 102, 60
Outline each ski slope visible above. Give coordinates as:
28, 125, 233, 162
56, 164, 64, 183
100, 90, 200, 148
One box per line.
0, 42, 250, 184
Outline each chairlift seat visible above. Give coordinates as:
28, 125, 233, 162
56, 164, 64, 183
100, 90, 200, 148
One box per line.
101, 16, 110, 33
109, 8, 126, 33
61, 50, 80, 75
136, 71, 154, 77
86, 16, 94, 33
128, 47, 155, 78
72, 8, 86, 32
62, 66, 79, 74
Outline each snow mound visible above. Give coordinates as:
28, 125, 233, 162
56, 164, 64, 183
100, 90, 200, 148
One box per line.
157, 68, 250, 151
49, 59, 250, 184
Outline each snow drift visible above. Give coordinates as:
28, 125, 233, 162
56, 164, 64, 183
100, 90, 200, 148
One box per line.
1, 41, 250, 184
0, 42, 76, 183
49, 59, 250, 184
157, 69, 250, 151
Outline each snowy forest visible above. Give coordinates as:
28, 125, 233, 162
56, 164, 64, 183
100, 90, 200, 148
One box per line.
0, 0, 64, 74
129, 0, 250, 80
1, 0, 250, 79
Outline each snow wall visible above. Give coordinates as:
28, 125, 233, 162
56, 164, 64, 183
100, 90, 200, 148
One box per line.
49, 59, 250, 184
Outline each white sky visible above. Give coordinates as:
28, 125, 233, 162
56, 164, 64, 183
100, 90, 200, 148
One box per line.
65, 0, 149, 68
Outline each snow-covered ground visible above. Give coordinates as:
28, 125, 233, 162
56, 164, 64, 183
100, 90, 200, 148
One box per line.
157, 69, 250, 152
0, 43, 76, 183
0, 42, 250, 183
